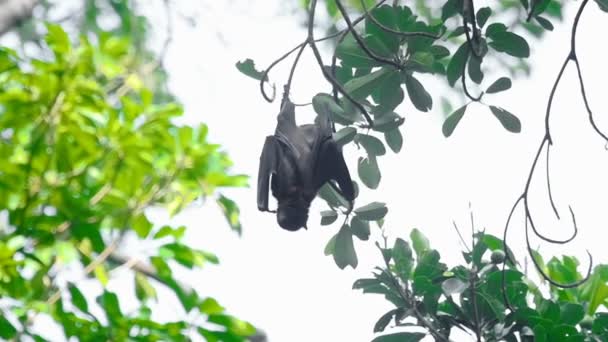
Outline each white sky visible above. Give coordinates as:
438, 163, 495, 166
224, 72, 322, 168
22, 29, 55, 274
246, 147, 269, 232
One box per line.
27, 0, 608, 341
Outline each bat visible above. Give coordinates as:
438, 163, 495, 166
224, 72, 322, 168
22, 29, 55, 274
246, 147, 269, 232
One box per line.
257, 96, 355, 231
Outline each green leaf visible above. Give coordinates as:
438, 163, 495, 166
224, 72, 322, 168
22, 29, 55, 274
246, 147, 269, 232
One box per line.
199, 298, 225, 315
489, 106, 521, 133
384, 128, 403, 153
596, 0, 608, 11
320, 210, 338, 225
410, 228, 431, 256
442, 105, 468, 137
489, 31, 530, 58
393, 238, 414, 282
334, 224, 358, 269
447, 43, 469, 87
325, 233, 337, 256
372, 332, 426, 342
217, 195, 242, 234
68, 283, 89, 313
485, 23, 507, 38
486, 77, 512, 94
97, 291, 123, 323
373, 112, 405, 132
467, 55, 483, 84
135, 273, 157, 301
404, 74, 433, 112
45, 23, 71, 56
358, 156, 381, 189
333, 126, 357, 147
354, 202, 388, 221
535, 16, 554, 30
430, 45, 450, 59
313, 93, 355, 125
337, 34, 390, 68
350, 216, 370, 241
132, 213, 153, 238
476, 7, 492, 28
355, 134, 386, 156
235, 59, 266, 81
560, 303, 584, 325
0, 314, 17, 339
374, 309, 398, 333
344, 67, 393, 100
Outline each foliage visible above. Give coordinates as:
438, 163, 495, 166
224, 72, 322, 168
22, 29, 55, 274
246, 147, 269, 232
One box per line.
0, 24, 253, 341
355, 229, 608, 341
239, 1, 608, 340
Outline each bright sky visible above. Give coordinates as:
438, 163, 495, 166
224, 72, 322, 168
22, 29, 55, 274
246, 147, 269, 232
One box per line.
30, 0, 608, 341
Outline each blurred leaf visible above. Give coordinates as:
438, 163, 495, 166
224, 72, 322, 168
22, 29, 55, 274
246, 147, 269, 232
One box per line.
235, 59, 266, 81
351, 216, 370, 241
447, 43, 469, 86
410, 228, 430, 257
488, 31, 530, 58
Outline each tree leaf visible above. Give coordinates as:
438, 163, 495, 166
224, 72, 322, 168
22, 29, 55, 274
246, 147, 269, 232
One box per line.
596, 0, 608, 12
560, 303, 584, 325
325, 233, 337, 256
68, 283, 89, 313
355, 133, 386, 156
486, 77, 512, 94
447, 43, 469, 87
488, 31, 530, 58
355, 202, 388, 221
467, 55, 483, 84
333, 127, 357, 147
321, 210, 338, 225
313, 93, 354, 125
374, 309, 398, 333
373, 112, 405, 132
410, 228, 431, 256
489, 106, 521, 133
358, 156, 381, 189
334, 224, 358, 269
235, 59, 266, 81
372, 332, 426, 342
404, 74, 433, 112
485, 23, 507, 38
344, 67, 394, 100
0, 315, 17, 339
535, 16, 554, 30
351, 216, 370, 241
476, 7, 492, 28
442, 105, 467, 137
384, 128, 403, 153
393, 238, 414, 282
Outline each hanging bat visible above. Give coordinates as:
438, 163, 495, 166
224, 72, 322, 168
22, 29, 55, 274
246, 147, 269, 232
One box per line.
257, 96, 355, 231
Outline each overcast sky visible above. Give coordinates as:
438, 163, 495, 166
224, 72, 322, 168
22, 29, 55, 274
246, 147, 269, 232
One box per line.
30, 0, 608, 341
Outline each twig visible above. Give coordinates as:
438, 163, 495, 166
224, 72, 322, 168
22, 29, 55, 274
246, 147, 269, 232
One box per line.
334, 0, 402, 69
359, 0, 441, 39
307, 0, 373, 126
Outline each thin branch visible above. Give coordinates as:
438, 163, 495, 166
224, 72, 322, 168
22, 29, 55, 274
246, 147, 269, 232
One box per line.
525, 217, 593, 288
334, 0, 402, 69
307, 0, 373, 126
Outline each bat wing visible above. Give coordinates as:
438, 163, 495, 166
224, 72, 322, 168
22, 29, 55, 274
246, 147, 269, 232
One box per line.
315, 138, 355, 201
257, 135, 281, 212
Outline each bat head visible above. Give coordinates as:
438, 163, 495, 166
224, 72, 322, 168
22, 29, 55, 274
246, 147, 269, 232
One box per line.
277, 203, 309, 231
